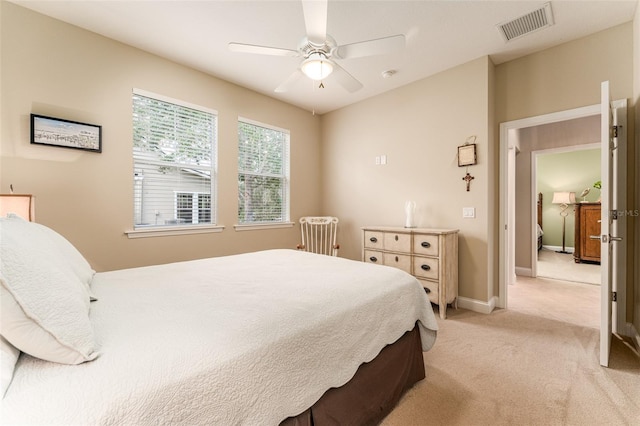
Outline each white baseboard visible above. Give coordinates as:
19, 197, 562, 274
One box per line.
515, 267, 532, 277
457, 296, 498, 314
542, 245, 575, 254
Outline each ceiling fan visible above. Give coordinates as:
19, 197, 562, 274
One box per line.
228, 0, 405, 93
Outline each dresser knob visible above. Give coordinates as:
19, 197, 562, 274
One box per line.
395, 256, 399, 262
421, 241, 431, 248
370, 237, 377, 243
421, 264, 431, 271
395, 235, 399, 241
424, 287, 431, 294
369, 256, 378, 262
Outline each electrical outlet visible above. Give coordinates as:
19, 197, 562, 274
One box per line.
381, 154, 387, 165
375, 156, 381, 165
463, 207, 475, 218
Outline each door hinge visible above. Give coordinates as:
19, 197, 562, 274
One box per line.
611, 210, 618, 220
612, 291, 617, 302
612, 125, 619, 138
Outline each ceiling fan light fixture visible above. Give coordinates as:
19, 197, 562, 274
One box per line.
301, 52, 334, 80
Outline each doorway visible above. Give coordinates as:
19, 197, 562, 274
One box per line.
505, 113, 603, 328
499, 99, 628, 336
499, 103, 601, 309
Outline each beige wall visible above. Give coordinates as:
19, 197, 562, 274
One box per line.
495, 23, 633, 123
321, 56, 494, 303
0, 2, 322, 271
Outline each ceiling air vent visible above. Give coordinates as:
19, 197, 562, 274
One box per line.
497, 2, 554, 42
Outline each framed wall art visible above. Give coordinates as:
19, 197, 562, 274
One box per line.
457, 143, 476, 167
30, 114, 102, 153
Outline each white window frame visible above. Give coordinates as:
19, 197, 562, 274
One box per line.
235, 117, 293, 231
174, 191, 212, 224
126, 89, 222, 238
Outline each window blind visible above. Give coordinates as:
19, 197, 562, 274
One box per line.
238, 119, 290, 224
132, 91, 217, 228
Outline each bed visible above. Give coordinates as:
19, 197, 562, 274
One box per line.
537, 192, 544, 251
0, 214, 438, 425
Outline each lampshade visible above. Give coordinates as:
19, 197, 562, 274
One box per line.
301, 52, 334, 81
0, 194, 35, 221
551, 191, 576, 205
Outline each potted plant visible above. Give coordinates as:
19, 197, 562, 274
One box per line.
594, 180, 601, 202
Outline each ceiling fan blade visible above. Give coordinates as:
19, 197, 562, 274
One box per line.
301, 0, 328, 45
331, 63, 363, 93
275, 69, 304, 93
228, 42, 299, 57
334, 34, 405, 59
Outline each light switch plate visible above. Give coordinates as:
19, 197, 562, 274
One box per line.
463, 207, 475, 218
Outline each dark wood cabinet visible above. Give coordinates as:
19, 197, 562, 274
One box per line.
574, 203, 601, 264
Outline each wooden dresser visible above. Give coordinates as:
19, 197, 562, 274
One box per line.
574, 203, 601, 264
362, 226, 459, 319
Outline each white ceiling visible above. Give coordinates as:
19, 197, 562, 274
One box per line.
11, 0, 638, 114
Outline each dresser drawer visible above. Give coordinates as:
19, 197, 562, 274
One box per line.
363, 249, 383, 264
413, 234, 439, 257
364, 231, 384, 249
383, 232, 411, 253
383, 252, 411, 274
418, 278, 439, 304
413, 256, 439, 280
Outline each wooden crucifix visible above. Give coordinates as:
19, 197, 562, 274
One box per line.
462, 172, 474, 192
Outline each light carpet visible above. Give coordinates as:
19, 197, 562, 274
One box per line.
537, 248, 600, 285
508, 275, 600, 329
381, 280, 639, 426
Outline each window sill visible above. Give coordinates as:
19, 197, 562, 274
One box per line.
233, 222, 295, 232
125, 224, 225, 239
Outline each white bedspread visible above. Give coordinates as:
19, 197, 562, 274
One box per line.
1, 249, 438, 425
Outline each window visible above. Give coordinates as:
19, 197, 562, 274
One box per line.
238, 119, 290, 225
175, 192, 211, 224
132, 89, 217, 229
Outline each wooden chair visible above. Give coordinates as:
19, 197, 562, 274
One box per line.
297, 216, 340, 256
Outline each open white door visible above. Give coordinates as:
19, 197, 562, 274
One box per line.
599, 81, 625, 367
600, 81, 612, 367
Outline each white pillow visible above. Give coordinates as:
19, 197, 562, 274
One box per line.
33, 219, 97, 301
0, 335, 20, 398
0, 217, 98, 364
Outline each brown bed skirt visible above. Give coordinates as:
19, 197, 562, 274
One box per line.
281, 324, 425, 426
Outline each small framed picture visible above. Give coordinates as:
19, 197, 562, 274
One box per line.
458, 143, 477, 167
31, 114, 102, 153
